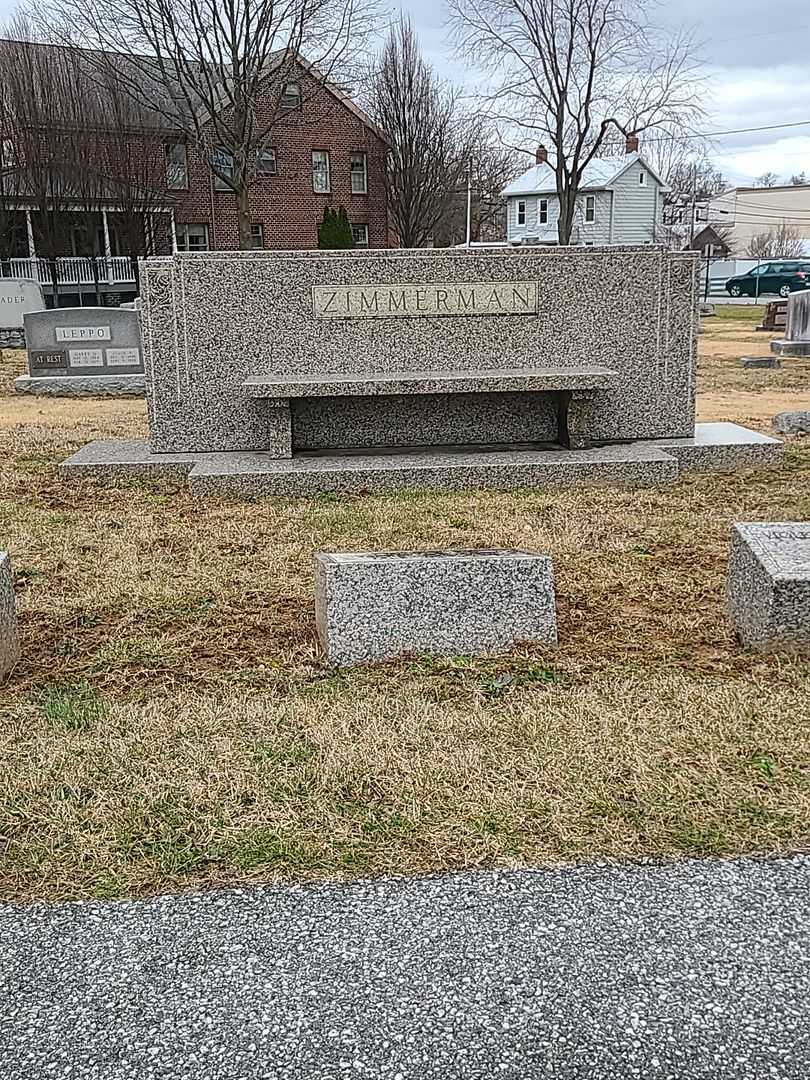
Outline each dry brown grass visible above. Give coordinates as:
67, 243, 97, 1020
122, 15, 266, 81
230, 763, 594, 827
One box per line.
2, 317, 810, 902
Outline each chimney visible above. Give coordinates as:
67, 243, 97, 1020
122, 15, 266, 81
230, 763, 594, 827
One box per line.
625, 132, 639, 154
535, 144, 548, 165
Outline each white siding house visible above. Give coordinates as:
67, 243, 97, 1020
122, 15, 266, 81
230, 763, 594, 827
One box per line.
502, 147, 668, 246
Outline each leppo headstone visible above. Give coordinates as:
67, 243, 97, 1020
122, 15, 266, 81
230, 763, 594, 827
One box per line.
23, 307, 143, 377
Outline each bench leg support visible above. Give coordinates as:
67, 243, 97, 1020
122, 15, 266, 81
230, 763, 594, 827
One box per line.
556, 390, 594, 451
266, 399, 292, 458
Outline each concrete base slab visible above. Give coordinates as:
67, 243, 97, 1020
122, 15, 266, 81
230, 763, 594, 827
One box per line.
188, 443, 679, 497
15, 374, 145, 397
61, 439, 200, 481
649, 422, 783, 473
60, 423, 783, 497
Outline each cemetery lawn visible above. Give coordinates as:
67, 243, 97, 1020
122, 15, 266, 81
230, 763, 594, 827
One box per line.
2, 312, 810, 903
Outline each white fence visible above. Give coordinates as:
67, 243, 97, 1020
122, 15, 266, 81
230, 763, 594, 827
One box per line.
5, 256, 136, 287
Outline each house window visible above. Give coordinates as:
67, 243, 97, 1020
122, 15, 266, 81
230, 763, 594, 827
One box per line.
312, 150, 330, 193
350, 152, 367, 194
517, 200, 526, 226
639, 171, 646, 186
212, 146, 234, 191
1, 137, 19, 169
175, 223, 210, 252
280, 82, 301, 112
250, 224, 264, 249
256, 148, 277, 176
538, 198, 548, 225
585, 195, 596, 223
351, 223, 369, 247
165, 142, 188, 190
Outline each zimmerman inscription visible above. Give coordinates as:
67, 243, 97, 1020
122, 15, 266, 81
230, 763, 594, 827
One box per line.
313, 281, 538, 319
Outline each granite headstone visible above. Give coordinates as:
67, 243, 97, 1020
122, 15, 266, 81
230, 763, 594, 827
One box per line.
0, 551, 20, 681
771, 291, 810, 357
0, 278, 45, 348
24, 306, 143, 377
726, 522, 810, 652
314, 548, 558, 665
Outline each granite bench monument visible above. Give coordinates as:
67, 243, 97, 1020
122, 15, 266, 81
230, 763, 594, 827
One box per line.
15, 306, 145, 397
61, 246, 782, 496
315, 548, 558, 665
0, 278, 45, 350
726, 522, 810, 653
1, 552, 20, 682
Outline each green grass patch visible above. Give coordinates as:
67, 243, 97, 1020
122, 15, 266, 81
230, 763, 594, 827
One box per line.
37, 681, 107, 731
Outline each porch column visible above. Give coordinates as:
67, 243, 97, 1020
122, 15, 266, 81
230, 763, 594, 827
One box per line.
101, 209, 113, 282
171, 209, 178, 254
25, 210, 36, 258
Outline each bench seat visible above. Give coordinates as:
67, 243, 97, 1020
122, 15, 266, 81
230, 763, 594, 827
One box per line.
243, 365, 619, 457
243, 365, 618, 399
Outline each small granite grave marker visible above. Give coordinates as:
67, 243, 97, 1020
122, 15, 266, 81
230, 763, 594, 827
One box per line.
772, 411, 810, 435
314, 548, 558, 665
740, 356, 780, 369
726, 522, 810, 652
0, 551, 20, 681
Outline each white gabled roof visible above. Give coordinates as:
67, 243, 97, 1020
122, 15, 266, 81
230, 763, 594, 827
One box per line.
502, 152, 668, 198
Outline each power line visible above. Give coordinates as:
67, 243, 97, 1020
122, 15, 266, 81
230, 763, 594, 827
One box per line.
709, 23, 810, 46
641, 119, 810, 145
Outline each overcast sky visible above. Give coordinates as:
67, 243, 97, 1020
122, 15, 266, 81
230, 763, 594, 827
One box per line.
0, 0, 806, 187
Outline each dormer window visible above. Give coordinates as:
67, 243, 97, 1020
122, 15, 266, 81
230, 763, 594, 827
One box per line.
280, 82, 301, 112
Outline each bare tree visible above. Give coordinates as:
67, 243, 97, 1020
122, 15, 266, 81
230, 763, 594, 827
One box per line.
0, 70, 18, 263
367, 16, 472, 248
33, 0, 379, 250
0, 27, 98, 298
89, 71, 179, 284
448, 0, 703, 244
432, 130, 523, 246
790, 172, 807, 186
746, 224, 806, 260
753, 171, 780, 188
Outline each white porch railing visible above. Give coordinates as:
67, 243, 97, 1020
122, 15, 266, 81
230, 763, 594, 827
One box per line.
7, 256, 137, 287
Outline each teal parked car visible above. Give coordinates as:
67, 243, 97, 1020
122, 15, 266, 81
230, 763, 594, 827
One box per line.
726, 260, 810, 298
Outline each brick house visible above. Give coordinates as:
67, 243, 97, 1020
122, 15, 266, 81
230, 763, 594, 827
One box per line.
0, 44, 390, 303
168, 64, 390, 253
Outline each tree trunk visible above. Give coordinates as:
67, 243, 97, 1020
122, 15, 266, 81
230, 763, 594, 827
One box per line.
557, 189, 576, 245
237, 183, 252, 250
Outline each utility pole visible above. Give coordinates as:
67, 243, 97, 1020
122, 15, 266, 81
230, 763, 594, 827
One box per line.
689, 162, 698, 249
465, 163, 472, 249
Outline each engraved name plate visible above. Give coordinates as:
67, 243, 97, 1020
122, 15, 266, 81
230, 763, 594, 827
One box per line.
313, 281, 538, 319
106, 347, 141, 367
55, 325, 112, 342
68, 348, 105, 367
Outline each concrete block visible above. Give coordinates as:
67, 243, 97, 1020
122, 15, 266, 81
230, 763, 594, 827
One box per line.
726, 523, 810, 653
0, 552, 20, 681
314, 548, 558, 665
